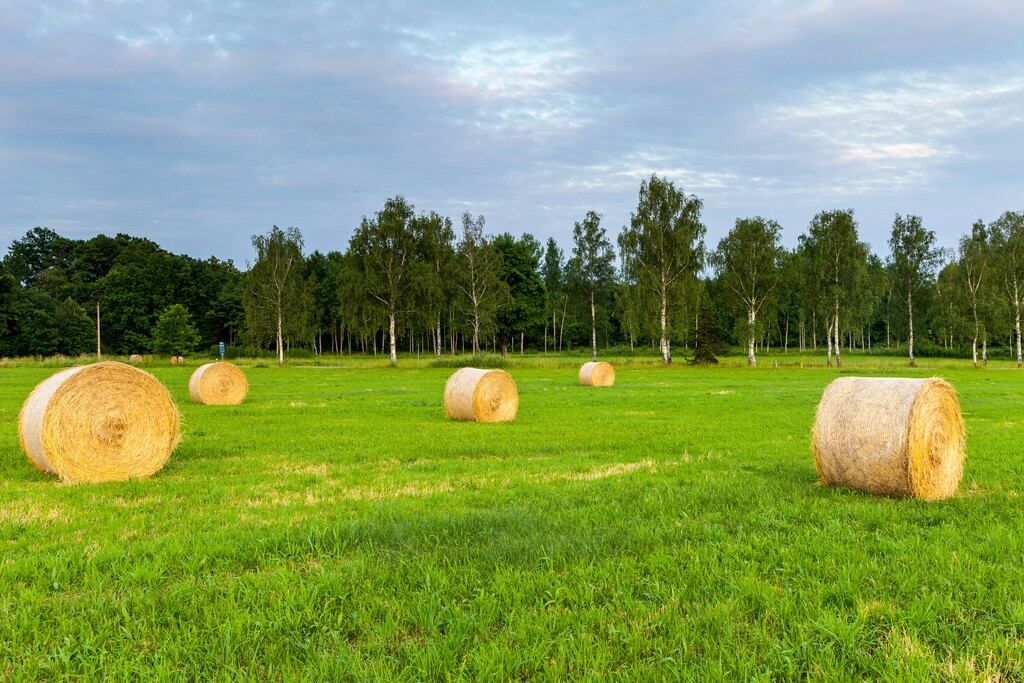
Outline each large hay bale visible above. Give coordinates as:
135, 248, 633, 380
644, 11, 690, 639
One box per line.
189, 362, 248, 405
18, 362, 181, 483
444, 367, 518, 422
129, 354, 143, 364
579, 361, 615, 387
812, 377, 965, 500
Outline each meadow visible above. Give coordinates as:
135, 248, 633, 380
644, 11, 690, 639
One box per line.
1, 352, 1023, 681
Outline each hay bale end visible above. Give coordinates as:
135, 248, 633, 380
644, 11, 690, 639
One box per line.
579, 361, 615, 387
189, 362, 248, 405
444, 367, 518, 422
18, 361, 181, 483
812, 376, 965, 500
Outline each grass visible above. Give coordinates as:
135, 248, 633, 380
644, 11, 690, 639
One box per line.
1, 354, 1023, 680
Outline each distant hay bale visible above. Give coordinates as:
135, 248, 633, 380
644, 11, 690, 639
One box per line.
169, 356, 181, 365
579, 361, 615, 387
189, 362, 248, 405
812, 377, 965, 500
18, 361, 181, 483
444, 368, 518, 422
129, 354, 143, 364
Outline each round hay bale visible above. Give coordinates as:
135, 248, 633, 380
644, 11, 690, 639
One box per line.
579, 361, 615, 387
169, 356, 180, 365
189, 362, 248, 405
129, 354, 143, 364
443, 367, 518, 422
812, 377, 965, 500
18, 362, 181, 483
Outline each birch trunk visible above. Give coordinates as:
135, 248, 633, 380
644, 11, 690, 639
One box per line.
590, 290, 598, 362
908, 294, 915, 368
388, 314, 397, 366
826, 319, 833, 368
747, 307, 756, 367
436, 314, 442, 360
277, 311, 284, 367
833, 299, 842, 368
1017, 308, 1022, 368
659, 282, 670, 364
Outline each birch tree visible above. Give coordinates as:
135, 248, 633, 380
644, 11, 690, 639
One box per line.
569, 211, 617, 361
957, 220, 992, 367
347, 196, 421, 367
888, 214, 942, 367
991, 211, 1024, 368
243, 226, 307, 366
800, 209, 867, 368
413, 211, 455, 360
541, 238, 567, 352
712, 216, 782, 366
617, 175, 706, 364
453, 212, 508, 354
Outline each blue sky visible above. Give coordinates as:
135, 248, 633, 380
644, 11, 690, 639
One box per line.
2, 1, 1022, 267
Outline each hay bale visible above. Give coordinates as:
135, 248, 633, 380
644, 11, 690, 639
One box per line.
444, 367, 518, 422
129, 354, 143, 364
189, 362, 248, 405
169, 356, 180, 365
18, 362, 181, 483
812, 377, 965, 500
579, 361, 615, 387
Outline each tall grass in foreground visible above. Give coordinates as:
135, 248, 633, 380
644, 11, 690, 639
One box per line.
1, 359, 1022, 680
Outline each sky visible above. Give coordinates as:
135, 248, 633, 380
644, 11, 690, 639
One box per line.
1, 1, 1022, 268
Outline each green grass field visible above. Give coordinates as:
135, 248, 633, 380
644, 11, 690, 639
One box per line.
2, 354, 1023, 680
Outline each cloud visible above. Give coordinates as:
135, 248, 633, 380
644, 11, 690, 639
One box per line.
1, 1, 1023, 263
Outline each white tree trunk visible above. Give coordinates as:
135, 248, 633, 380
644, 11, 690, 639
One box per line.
388, 313, 397, 366
908, 295, 915, 368
659, 286, 670, 364
591, 291, 598, 362
747, 307, 756, 367
826, 319, 833, 368
436, 314, 442, 360
972, 336, 978, 368
1017, 307, 1022, 369
833, 302, 842, 369
276, 311, 284, 367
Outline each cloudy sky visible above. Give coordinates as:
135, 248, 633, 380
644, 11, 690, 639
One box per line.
2, 1, 1022, 266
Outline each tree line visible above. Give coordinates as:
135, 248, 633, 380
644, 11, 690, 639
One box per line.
2, 174, 1022, 367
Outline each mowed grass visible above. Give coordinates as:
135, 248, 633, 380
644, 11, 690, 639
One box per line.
1, 357, 1023, 681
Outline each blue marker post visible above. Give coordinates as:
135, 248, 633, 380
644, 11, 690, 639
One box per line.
219, 341, 225, 361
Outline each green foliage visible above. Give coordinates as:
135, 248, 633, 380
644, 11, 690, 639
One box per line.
151, 303, 201, 355
713, 216, 783, 365
690, 303, 728, 364
493, 233, 546, 353
618, 175, 706, 363
568, 211, 616, 360
243, 226, 309, 365
453, 212, 510, 354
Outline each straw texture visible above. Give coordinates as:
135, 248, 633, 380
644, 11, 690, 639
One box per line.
812, 376, 965, 500
189, 362, 248, 405
579, 361, 615, 387
18, 361, 181, 483
444, 368, 518, 422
